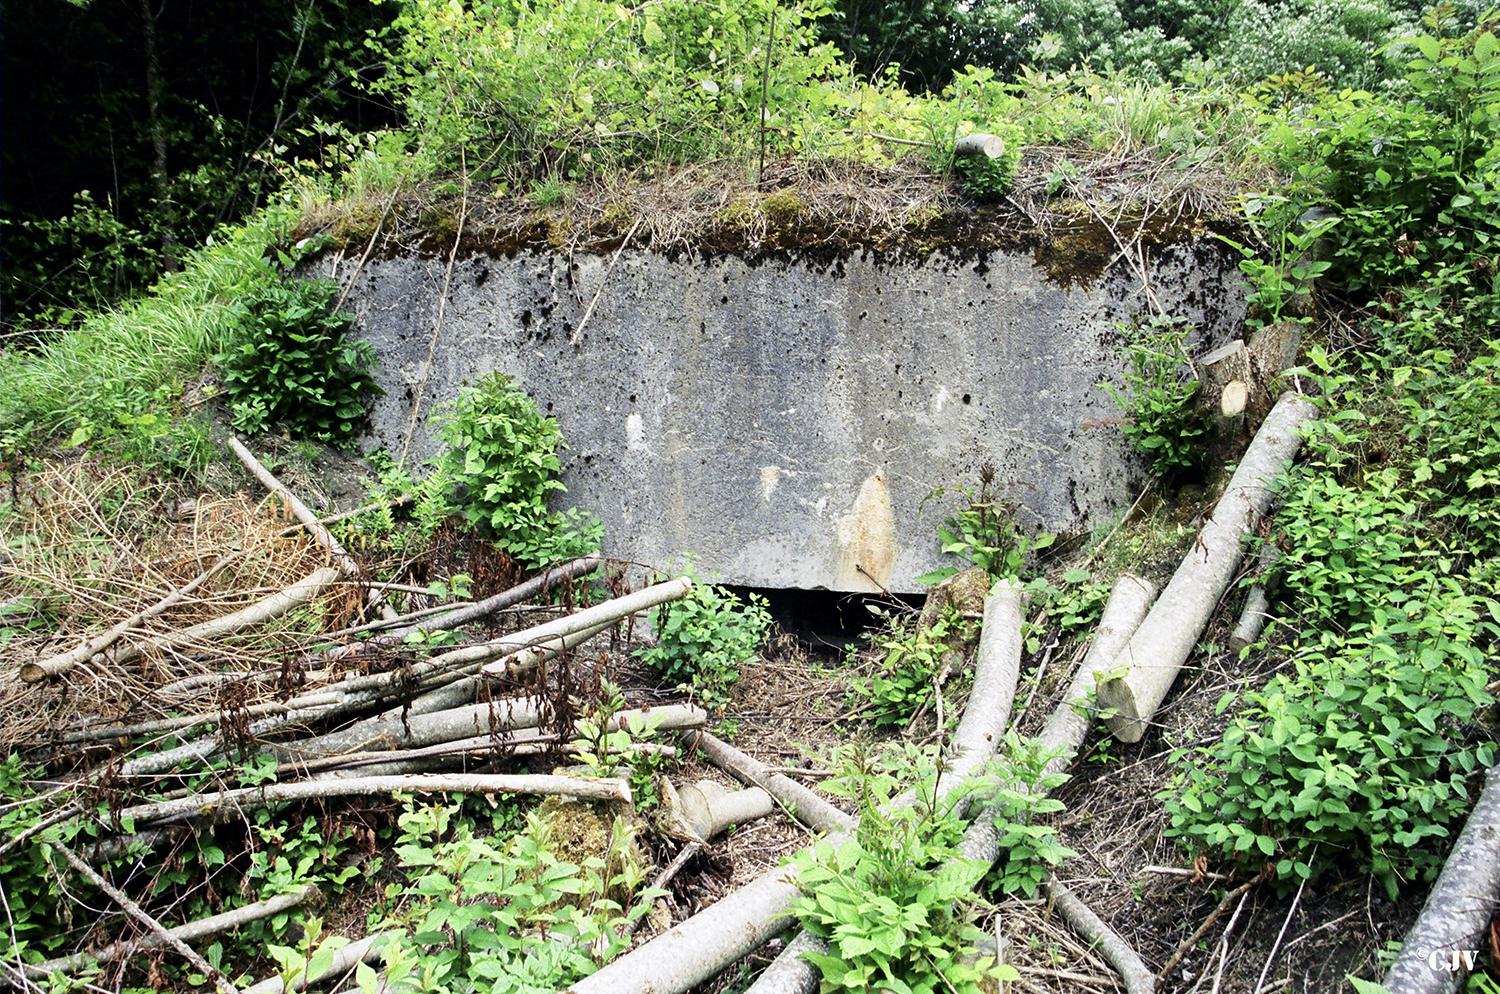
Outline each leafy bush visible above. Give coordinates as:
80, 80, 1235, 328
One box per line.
432, 372, 603, 571
853, 610, 974, 726
1101, 319, 1207, 479
918, 466, 1055, 584
371, 799, 652, 992
637, 580, 770, 703
977, 734, 1077, 899
219, 274, 381, 447
790, 743, 1017, 994
1162, 598, 1496, 899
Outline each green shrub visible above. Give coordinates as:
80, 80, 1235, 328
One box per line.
432, 372, 603, 571
1162, 599, 1496, 899
917, 466, 1055, 585
637, 580, 770, 703
1102, 319, 1207, 479
790, 743, 1017, 994
219, 274, 381, 447
371, 799, 651, 992
853, 611, 974, 727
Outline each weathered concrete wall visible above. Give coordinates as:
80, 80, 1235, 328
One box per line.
341, 242, 1243, 592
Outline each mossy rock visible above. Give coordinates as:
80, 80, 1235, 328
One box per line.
536, 793, 650, 907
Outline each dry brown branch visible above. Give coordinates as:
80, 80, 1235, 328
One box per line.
54, 842, 239, 994
23, 885, 321, 978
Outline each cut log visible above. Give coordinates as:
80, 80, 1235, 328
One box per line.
1098, 392, 1317, 742
1228, 542, 1281, 652
1036, 574, 1158, 776
1384, 764, 1500, 994
312, 554, 603, 665
23, 885, 321, 978
20, 549, 240, 683
682, 731, 855, 835
660, 780, 775, 844
930, 577, 1028, 812
115, 772, 632, 826
953, 132, 1006, 159
54, 843, 238, 994
119, 578, 689, 777
308, 703, 706, 779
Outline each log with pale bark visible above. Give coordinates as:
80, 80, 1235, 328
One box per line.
1098, 392, 1317, 742
953, 132, 1007, 159
312, 554, 602, 665
114, 772, 632, 826
683, 730, 855, 835
1384, 764, 1500, 994
115, 577, 689, 777
572, 578, 1028, 994
1047, 878, 1155, 994
660, 779, 775, 844
242, 931, 400, 994
23, 885, 322, 978
305, 703, 706, 779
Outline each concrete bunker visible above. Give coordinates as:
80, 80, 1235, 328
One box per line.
341, 238, 1245, 594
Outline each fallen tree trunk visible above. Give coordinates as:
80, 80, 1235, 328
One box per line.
23, 885, 321, 978
1098, 392, 1317, 742
312, 554, 603, 665
229, 436, 398, 622
575, 578, 1028, 994
1036, 574, 1159, 776
115, 772, 632, 826
1384, 764, 1500, 994
1047, 878, 1155, 994
117, 578, 688, 777
23, 567, 343, 683
308, 704, 706, 778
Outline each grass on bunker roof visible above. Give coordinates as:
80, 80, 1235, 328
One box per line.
288, 143, 1249, 276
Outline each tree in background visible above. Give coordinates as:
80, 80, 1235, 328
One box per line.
0, 0, 398, 332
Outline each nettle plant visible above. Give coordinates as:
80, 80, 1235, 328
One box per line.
219, 272, 381, 448
853, 609, 976, 727
918, 464, 1055, 585
371, 799, 654, 993
637, 579, 771, 706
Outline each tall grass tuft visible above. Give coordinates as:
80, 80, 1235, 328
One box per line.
0, 209, 294, 469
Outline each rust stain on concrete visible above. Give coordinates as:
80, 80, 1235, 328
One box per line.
835, 472, 896, 591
